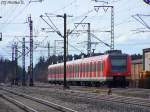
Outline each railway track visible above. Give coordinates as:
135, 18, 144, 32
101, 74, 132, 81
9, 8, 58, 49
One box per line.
1, 86, 150, 112
0, 87, 78, 112
22, 85, 150, 109
0, 93, 38, 112
35, 84, 150, 99
65, 89, 150, 108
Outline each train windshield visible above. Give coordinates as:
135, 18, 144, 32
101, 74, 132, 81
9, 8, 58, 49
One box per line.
110, 56, 127, 72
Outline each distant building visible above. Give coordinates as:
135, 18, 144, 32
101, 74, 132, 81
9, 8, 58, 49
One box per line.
143, 48, 150, 71
131, 59, 143, 87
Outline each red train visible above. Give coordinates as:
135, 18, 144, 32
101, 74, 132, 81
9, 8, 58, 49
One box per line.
48, 50, 131, 87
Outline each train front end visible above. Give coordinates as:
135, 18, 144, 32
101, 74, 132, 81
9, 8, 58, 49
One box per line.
106, 50, 131, 87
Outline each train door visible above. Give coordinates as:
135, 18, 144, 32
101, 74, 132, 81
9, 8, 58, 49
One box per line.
61, 67, 64, 80
74, 64, 77, 80
96, 62, 98, 79
77, 64, 79, 80
90, 62, 92, 79
70, 65, 72, 80
81, 63, 83, 79
94, 62, 96, 78
73, 64, 75, 81
97, 61, 100, 78
83, 63, 85, 78
78, 63, 81, 79
87, 63, 90, 79
85, 63, 88, 80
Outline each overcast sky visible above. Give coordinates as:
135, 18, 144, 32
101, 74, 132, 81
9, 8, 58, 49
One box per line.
0, 0, 149, 66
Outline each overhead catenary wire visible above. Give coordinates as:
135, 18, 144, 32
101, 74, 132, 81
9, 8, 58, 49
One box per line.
0, 2, 30, 30
53, 0, 77, 13
45, 13, 62, 36
40, 14, 87, 53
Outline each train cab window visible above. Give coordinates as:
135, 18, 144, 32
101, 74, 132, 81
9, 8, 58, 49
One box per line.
110, 56, 127, 72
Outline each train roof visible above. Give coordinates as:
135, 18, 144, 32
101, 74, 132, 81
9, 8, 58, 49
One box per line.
48, 55, 108, 69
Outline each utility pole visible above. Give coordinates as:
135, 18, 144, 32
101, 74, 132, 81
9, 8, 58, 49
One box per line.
94, 6, 114, 50
28, 15, 34, 86
47, 42, 50, 57
64, 13, 67, 89
87, 23, 91, 55
12, 45, 15, 62
14, 43, 18, 85
22, 37, 26, 86
11, 45, 15, 85
41, 13, 73, 88
54, 40, 56, 56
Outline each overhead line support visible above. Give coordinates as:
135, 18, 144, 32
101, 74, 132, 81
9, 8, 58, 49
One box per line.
28, 15, 34, 86
94, 5, 114, 50
22, 37, 26, 86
